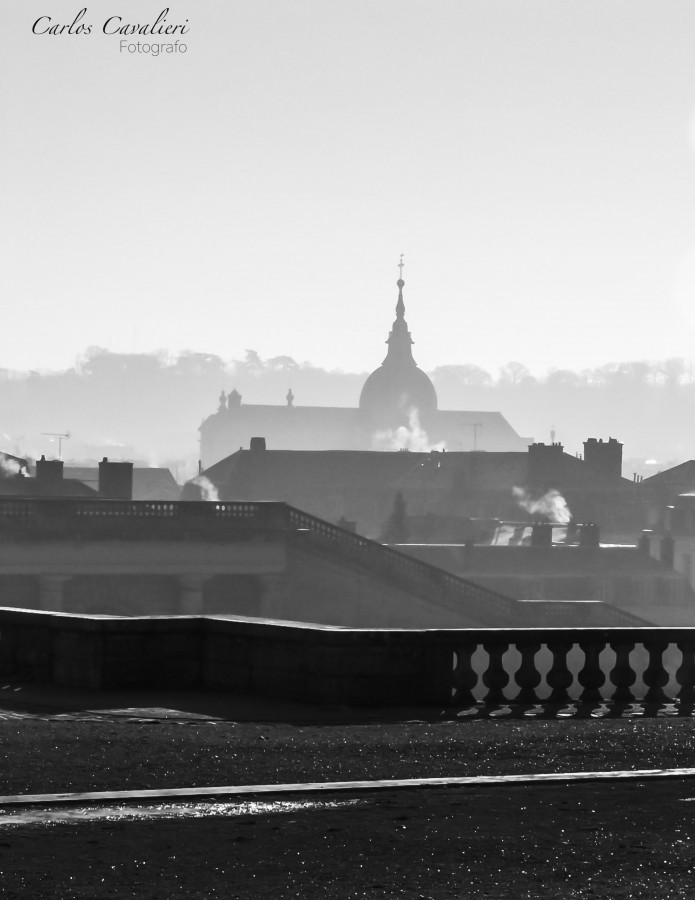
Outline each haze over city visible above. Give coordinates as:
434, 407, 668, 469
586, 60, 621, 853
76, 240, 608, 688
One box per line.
5, 8, 695, 897
3, 0, 695, 377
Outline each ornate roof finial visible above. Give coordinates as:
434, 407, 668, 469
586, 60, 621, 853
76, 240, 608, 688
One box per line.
396, 253, 405, 319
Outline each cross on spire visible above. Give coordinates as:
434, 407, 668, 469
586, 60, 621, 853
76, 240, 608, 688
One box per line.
398, 254, 405, 280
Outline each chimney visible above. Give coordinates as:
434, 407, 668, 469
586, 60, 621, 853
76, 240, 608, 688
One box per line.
531, 523, 553, 547
35, 455, 64, 491
527, 442, 564, 487
579, 523, 600, 548
583, 437, 623, 480
98, 458, 133, 500
250, 437, 266, 453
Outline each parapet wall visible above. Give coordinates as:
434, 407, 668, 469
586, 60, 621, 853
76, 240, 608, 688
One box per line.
2, 609, 695, 708
0, 609, 447, 705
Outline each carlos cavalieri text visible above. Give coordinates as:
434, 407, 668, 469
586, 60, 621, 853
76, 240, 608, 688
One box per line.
32, 8, 190, 54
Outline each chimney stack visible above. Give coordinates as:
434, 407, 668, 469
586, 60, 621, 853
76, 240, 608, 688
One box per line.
583, 437, 623, 480
579, 523, 600, 548
527, 442, 564, 487
98, 458, 133, 500
35, 456, 64, 491
531, 523, 553, 547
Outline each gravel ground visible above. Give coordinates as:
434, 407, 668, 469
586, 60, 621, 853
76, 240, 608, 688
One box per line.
1, 699, 695, 897
0, 715, 695, 795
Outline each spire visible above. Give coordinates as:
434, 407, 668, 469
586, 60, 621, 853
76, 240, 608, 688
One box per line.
396, 254, 405, 319
384, 255, 415, 366
358, 257, 438, 417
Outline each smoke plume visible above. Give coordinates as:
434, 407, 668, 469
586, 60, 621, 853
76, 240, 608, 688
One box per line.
512, 486, 571, 524
191, 475, 219, 501
372, 409, 446, 452
0, 457, 26, 478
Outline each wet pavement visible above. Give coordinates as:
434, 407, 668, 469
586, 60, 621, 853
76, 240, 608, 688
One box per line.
0, 798, 363, 827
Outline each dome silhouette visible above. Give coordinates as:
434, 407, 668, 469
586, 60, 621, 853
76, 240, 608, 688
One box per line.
359, 277, 437, 425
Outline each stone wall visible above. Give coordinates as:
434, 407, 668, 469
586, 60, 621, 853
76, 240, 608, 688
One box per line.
2, 609, 695, 708
0, 609, 448, 703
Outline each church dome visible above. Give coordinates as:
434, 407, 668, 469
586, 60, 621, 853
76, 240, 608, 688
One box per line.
359, 277, 437, 425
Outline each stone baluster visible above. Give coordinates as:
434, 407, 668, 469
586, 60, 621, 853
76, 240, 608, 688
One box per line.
546, 640, 574, 702
452, 643, 479, 706
482, 640, 509, 704
676, 638, 695, 704
642, 639, 671, 703
514, 641, 542, 703
608, 640, 636, 702
577, 639, 606, 703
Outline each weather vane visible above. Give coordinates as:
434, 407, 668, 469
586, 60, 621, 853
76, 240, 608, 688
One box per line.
398, 253, 405, 279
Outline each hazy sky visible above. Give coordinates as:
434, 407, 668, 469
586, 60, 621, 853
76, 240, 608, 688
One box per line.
3, 1, 695, 376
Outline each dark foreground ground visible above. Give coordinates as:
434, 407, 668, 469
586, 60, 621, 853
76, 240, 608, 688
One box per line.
1, 685, 695, 898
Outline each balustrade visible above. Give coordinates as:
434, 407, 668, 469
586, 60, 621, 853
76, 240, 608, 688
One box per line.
0, 608, 694, 707
445, 630, 695, 706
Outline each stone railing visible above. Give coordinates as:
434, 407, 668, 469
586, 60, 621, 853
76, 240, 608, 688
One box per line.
0, 498, 290, 541
443, 628, 694, 706
0, 610, 689, 707
0, 497, 282, 521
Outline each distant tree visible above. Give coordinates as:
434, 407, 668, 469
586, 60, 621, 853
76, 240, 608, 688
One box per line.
381, 491, 409, 544
266, 355, 299, 373
80, 350, 162, 379
658, 358, 686, 388
173, 352, 225, 377
243, 349, 264, 377
432, 365, 492, 387
682, 360, 695, 385
593, 361, 652, 387
77, 346, 108, 375
579, 367, 603, 387
617, 361, 651, 385
591, 363, 623, 387
544, 368, 581, 388
498, 361, 534, 385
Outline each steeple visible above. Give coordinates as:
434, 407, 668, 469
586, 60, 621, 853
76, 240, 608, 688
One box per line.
358, 258, 438, 421
396, 253, 405, 319
384, 255, 415, 366
395, 278, 405, 320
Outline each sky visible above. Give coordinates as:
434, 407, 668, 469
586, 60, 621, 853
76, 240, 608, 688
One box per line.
3, 1, 695, 377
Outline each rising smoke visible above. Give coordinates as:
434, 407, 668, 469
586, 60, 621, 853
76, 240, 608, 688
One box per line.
372, 409, 446, 452
512, 486, 572, 524
0, 457, 26, 478
191, 475, 219, 501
